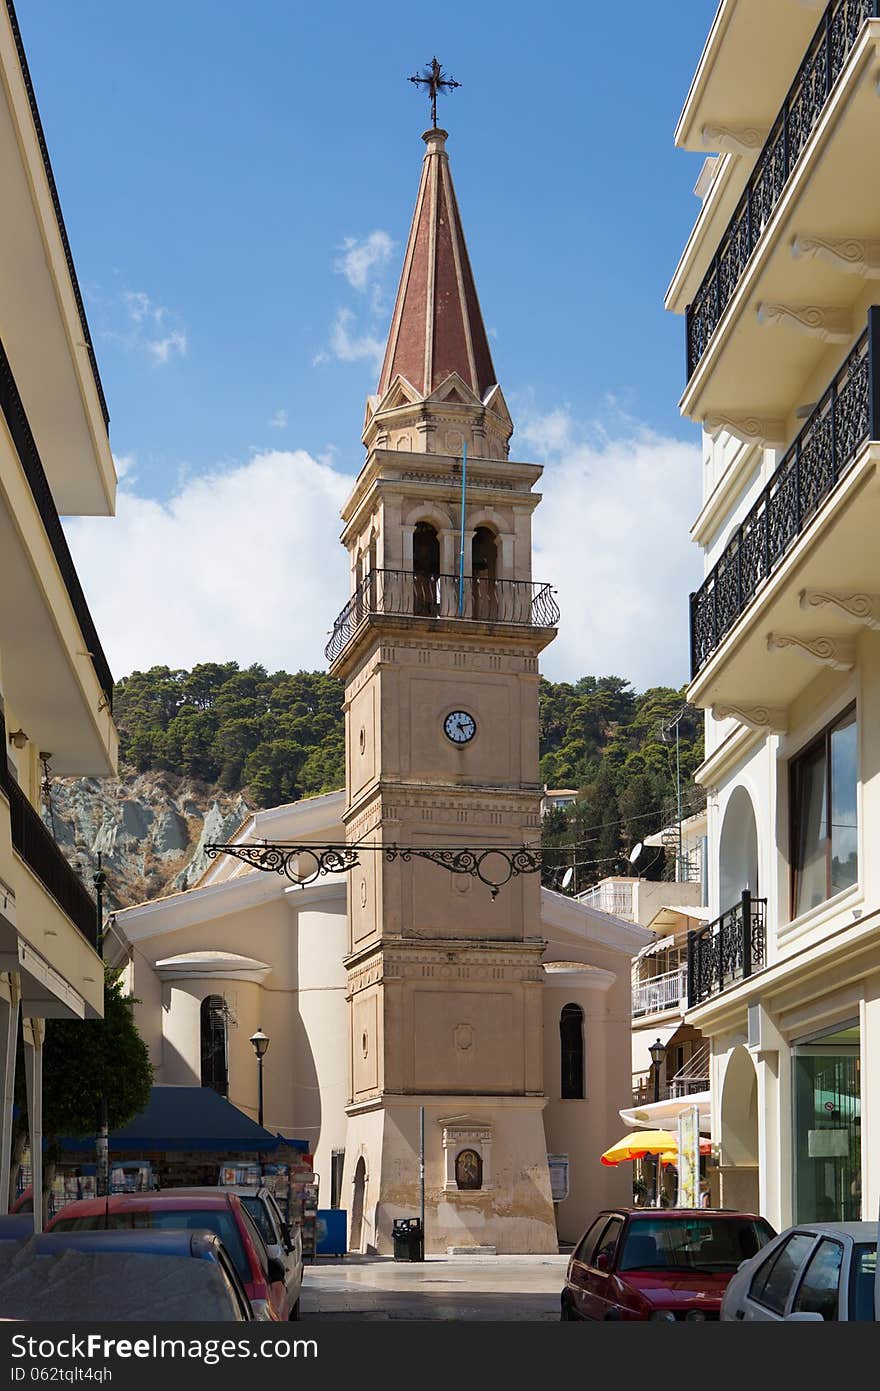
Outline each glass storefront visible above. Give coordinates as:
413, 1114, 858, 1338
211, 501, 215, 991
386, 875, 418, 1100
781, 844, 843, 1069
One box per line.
793, 1023, 861, 1223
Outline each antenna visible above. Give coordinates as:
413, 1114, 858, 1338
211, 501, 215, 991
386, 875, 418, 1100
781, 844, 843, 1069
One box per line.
561, 866, 574, 890
628, 842, 644, 865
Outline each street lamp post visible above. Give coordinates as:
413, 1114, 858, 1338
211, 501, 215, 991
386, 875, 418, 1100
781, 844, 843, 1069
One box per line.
249, 1029, 270, 1128
649, 1037, 668, 1208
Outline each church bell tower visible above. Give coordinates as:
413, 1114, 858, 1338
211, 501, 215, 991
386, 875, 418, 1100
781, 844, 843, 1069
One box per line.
329, 123, 560, 1255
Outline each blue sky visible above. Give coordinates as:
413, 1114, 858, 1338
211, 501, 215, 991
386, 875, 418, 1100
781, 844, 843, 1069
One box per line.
20, 0, 721, 686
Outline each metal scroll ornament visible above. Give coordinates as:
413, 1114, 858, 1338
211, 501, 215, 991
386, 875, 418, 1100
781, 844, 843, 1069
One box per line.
204, 842, 361, 887
205, 841, 542, 898
384, 845, 541, 899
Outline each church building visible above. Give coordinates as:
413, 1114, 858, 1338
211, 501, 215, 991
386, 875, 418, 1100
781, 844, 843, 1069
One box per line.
111, 118, 650, 1253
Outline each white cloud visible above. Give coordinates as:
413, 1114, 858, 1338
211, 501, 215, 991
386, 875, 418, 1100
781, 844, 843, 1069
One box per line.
314, 229, 395, 369
328, 308, 384, 369
100, 287, 188, 367
335, 231, 394, 292
145, 329, 187, 365
64, 450, 349, 677
65, 411, 701, 691
269, 409, 288, 430
523, 408, 702, 689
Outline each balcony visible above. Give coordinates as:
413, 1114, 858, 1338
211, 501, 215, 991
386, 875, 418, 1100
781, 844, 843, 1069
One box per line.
632, 965, 688, 1019
687, 893, 766, 1009
685, 0, 878, 384
691, 315, 877, 683
0, 764, 98, 951
325, 569, 559, 666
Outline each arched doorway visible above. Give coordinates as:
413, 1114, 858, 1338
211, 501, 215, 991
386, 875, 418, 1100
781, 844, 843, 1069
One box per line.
719, 1044, 759, 1211
350, 1157, 367, 1252
472, 526, 498, 620
719, 786, 759, 914
413, 522, 440, 615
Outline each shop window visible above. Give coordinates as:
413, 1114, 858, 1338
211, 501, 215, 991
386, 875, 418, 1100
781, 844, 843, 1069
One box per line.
793, 1024, 861, 1223
200, 995, 229, 1097
790, 704, 857, 918
560, 1003, 585, 1099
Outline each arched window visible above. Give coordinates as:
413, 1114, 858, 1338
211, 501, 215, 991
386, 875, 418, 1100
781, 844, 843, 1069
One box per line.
455, 1148, 483, 1190
413, 522, 440, 615
560, 1003, 585, 1099
472, 526, 498, 620
200, 995, 228, 1097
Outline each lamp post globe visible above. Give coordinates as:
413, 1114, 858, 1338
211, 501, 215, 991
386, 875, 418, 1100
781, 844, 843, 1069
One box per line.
249, 1029, 270, 1127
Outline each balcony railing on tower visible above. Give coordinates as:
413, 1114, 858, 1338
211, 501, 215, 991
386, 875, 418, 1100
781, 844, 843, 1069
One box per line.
690, 309, 880, 679
685, 0, 880, 382
325, 569, 560, 665
687, 891, 767, 1008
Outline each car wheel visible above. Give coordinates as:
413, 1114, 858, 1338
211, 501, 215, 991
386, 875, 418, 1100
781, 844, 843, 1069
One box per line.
288, 1299, 300, 1322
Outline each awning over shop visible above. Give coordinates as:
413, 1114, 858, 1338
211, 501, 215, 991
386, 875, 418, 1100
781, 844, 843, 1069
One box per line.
632, 1022, 682, 1077
620, 1090, 712, 1132
60, 1085, 309, 1153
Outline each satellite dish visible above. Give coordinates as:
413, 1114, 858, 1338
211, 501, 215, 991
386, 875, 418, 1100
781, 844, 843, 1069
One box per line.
628, 842, 644, 865
561, 867, 574, 890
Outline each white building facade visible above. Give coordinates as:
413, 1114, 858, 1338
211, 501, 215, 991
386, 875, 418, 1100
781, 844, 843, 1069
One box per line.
667, 0, 880, 1229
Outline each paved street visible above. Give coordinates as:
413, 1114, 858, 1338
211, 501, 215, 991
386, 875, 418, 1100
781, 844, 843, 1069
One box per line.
300, 1254, 568, 1320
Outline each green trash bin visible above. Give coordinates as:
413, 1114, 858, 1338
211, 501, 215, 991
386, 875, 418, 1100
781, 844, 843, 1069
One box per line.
392, 1217, 424, 1261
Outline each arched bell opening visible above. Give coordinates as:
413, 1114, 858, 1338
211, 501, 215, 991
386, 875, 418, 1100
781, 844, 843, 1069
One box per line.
413, 521, 440, 616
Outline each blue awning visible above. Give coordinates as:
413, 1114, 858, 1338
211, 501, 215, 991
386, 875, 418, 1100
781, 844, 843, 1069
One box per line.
59, 1086, 309, 1154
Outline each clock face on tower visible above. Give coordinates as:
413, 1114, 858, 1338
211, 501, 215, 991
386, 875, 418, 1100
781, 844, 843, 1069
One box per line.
443, 710, 477, 745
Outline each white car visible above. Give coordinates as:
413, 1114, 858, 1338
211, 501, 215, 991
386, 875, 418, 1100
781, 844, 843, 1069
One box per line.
721, 1222, 877, 1321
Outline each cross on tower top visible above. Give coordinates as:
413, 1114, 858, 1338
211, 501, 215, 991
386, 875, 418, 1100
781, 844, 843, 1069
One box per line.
408, 56, 461, 128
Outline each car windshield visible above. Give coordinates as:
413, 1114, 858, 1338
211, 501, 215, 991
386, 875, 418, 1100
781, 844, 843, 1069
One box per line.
241, 1196, 275, 1246
849, 1244, 877, 1321
51, 1209, 250, 1285
619, 1217, 774, 1273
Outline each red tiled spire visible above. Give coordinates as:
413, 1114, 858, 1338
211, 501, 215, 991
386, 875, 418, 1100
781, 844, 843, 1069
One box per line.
378, 128, 497, 401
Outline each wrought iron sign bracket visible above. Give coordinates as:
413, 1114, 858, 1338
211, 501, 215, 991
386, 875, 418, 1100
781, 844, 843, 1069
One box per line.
204, 840, 542, 898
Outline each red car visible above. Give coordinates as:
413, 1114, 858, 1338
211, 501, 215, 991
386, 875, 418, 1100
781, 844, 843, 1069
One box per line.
46, 1192, 290, 1321
561, 1208, 775, 1321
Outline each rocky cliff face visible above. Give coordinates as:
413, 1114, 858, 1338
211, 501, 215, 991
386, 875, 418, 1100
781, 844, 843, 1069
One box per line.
46, 770, 252, 909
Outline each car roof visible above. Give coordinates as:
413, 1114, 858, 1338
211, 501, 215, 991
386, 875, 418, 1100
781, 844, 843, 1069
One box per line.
50, 1193, 234, 1218
602, 1207, 767, 1220
787, 1221, 877, 1240
30, 1229, 221, 1258
164, 1186, 271, 1199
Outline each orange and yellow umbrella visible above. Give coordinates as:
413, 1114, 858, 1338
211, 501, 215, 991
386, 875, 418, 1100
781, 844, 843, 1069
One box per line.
601, 1130, 713, 1167
600, 1130, 679, 1166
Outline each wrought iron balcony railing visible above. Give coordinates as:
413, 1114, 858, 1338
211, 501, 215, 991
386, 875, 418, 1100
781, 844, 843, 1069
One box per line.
690, 312, 879, 678
685, 0, 878, 382
687, 892, 766, 1008
0, 751, 98, 950
0, 337, 114, 709
325, 569, 560, 664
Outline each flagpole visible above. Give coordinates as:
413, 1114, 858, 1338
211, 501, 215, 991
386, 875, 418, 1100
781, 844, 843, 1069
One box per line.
457, 441, 467, 616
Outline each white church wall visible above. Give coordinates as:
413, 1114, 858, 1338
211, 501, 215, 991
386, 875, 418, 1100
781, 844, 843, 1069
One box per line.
289, 882, 349, 1196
